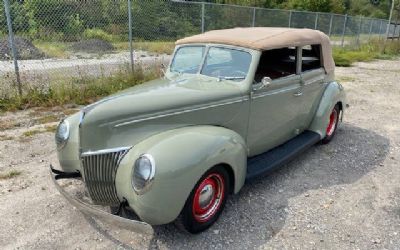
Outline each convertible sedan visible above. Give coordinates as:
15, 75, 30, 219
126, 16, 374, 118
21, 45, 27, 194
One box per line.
51, 27, 346, 234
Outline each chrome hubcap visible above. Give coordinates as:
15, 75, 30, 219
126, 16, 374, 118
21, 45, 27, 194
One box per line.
199, 184, 215, 208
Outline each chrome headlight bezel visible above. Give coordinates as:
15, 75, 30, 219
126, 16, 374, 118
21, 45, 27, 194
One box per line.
55, 119, 70, 150
132, 154, 155, 195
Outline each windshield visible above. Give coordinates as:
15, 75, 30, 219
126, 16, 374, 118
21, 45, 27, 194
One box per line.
170, 46, 252, 81
170, 46, 206, 74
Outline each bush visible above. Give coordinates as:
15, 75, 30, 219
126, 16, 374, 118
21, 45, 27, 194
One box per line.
83, 28, 114, 42
333, 49, 376, 67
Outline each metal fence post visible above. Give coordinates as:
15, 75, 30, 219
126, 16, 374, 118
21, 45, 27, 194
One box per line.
368, 19, 373, 40
341, 14, 348, 47
328, 14, 333, 36
3, 0, 22, 96
384, 0, 395, 47
252, 7, 256, 27
288, 10, 292, 28
128, 0, 134, 73
314, 13, 319, 30
356, 16, 363, 46
201, 3, 205, 33
378, 19, 383, 39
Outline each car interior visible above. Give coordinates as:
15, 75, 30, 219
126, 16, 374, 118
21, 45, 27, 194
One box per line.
254, 45, 322, 82
254, 47, 297, 82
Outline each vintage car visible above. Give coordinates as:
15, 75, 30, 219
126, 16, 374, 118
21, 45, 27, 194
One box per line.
51, 27, 346, 234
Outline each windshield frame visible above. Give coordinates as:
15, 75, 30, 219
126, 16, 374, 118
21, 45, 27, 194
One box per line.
168, 44, 254, 82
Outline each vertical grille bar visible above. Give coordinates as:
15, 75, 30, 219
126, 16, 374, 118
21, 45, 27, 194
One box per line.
81, 147, 130, 205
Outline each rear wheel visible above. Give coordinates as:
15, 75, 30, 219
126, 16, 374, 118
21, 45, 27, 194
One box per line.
176, 165, 229, 234
322, 104, 340, 144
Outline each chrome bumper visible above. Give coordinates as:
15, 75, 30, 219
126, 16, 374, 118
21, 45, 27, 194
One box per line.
50, 165, 154, 235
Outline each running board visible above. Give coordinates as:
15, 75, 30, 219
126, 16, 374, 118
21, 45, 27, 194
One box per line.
246, 130, 321, 181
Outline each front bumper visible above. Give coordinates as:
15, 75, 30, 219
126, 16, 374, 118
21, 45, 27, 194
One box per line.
50, 165, 153, 235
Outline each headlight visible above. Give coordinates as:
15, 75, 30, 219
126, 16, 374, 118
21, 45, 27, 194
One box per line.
55, 120, 70, 150
132, 154, 155, 194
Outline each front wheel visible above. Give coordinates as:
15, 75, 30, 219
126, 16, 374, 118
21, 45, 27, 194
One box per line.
176, 166, 229, 234
322, 104, 340, 144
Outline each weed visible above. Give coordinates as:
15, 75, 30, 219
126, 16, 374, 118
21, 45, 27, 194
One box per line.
337, 76, 356, 82
36, 114, 60, 124
0, 170, 22, 180
0, 120, 18, 130
45, 125, 57, 132
23, 129, 44, 137
0, 134, 14, 141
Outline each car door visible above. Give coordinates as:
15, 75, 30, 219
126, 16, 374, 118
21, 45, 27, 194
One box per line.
247, 47, 303, 157
299, 45, 327, 128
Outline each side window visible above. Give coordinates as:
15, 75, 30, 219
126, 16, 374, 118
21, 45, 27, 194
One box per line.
254, 47, 297, 82
302, 45, 322, 72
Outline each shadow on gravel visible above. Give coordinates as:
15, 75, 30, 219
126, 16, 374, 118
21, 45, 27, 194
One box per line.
87, 123, 390, 249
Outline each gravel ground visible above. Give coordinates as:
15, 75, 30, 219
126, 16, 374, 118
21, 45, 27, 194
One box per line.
0, 59, 399, 249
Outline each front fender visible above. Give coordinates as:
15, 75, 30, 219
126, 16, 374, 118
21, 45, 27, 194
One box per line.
309, 81, 346, 137
114, 125, 247, 225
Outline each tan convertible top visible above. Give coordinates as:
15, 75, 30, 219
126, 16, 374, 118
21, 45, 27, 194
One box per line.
176, 27, 334, 75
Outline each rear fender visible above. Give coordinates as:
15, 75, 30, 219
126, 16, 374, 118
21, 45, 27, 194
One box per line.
309, 81, 346, 137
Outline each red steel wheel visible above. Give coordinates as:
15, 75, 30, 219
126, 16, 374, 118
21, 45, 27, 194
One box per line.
192, 173, 225, 223
322, 104, 340, 144
326, 108, 338, 137
176, 166, 229, 234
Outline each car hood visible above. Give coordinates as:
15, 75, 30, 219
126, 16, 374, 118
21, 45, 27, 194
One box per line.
79, 75, 247, 151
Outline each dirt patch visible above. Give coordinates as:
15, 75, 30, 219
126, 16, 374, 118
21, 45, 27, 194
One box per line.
0, 37, 45, 60
70, 39, 114, 53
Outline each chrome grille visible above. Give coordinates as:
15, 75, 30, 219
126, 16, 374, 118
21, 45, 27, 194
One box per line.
81, 147, 130, 205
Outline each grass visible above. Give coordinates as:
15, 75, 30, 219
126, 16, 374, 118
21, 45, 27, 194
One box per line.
33, 41, 69, 59
114, 41, 175, 54
332, 39, 400, 67
33, 40, 174, 59
0, 67, 159, 112
0, 170, 22, 180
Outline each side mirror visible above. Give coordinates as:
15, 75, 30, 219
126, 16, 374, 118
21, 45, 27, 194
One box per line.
253, 76, 272, 91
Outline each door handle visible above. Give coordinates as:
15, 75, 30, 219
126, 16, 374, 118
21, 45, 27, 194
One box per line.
293, 91, 303, 97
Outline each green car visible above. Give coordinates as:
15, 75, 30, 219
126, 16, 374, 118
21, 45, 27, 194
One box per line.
51, 27, 346, 234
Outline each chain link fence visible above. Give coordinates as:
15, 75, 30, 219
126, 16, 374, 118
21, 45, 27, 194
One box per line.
0, 0, 398, 98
